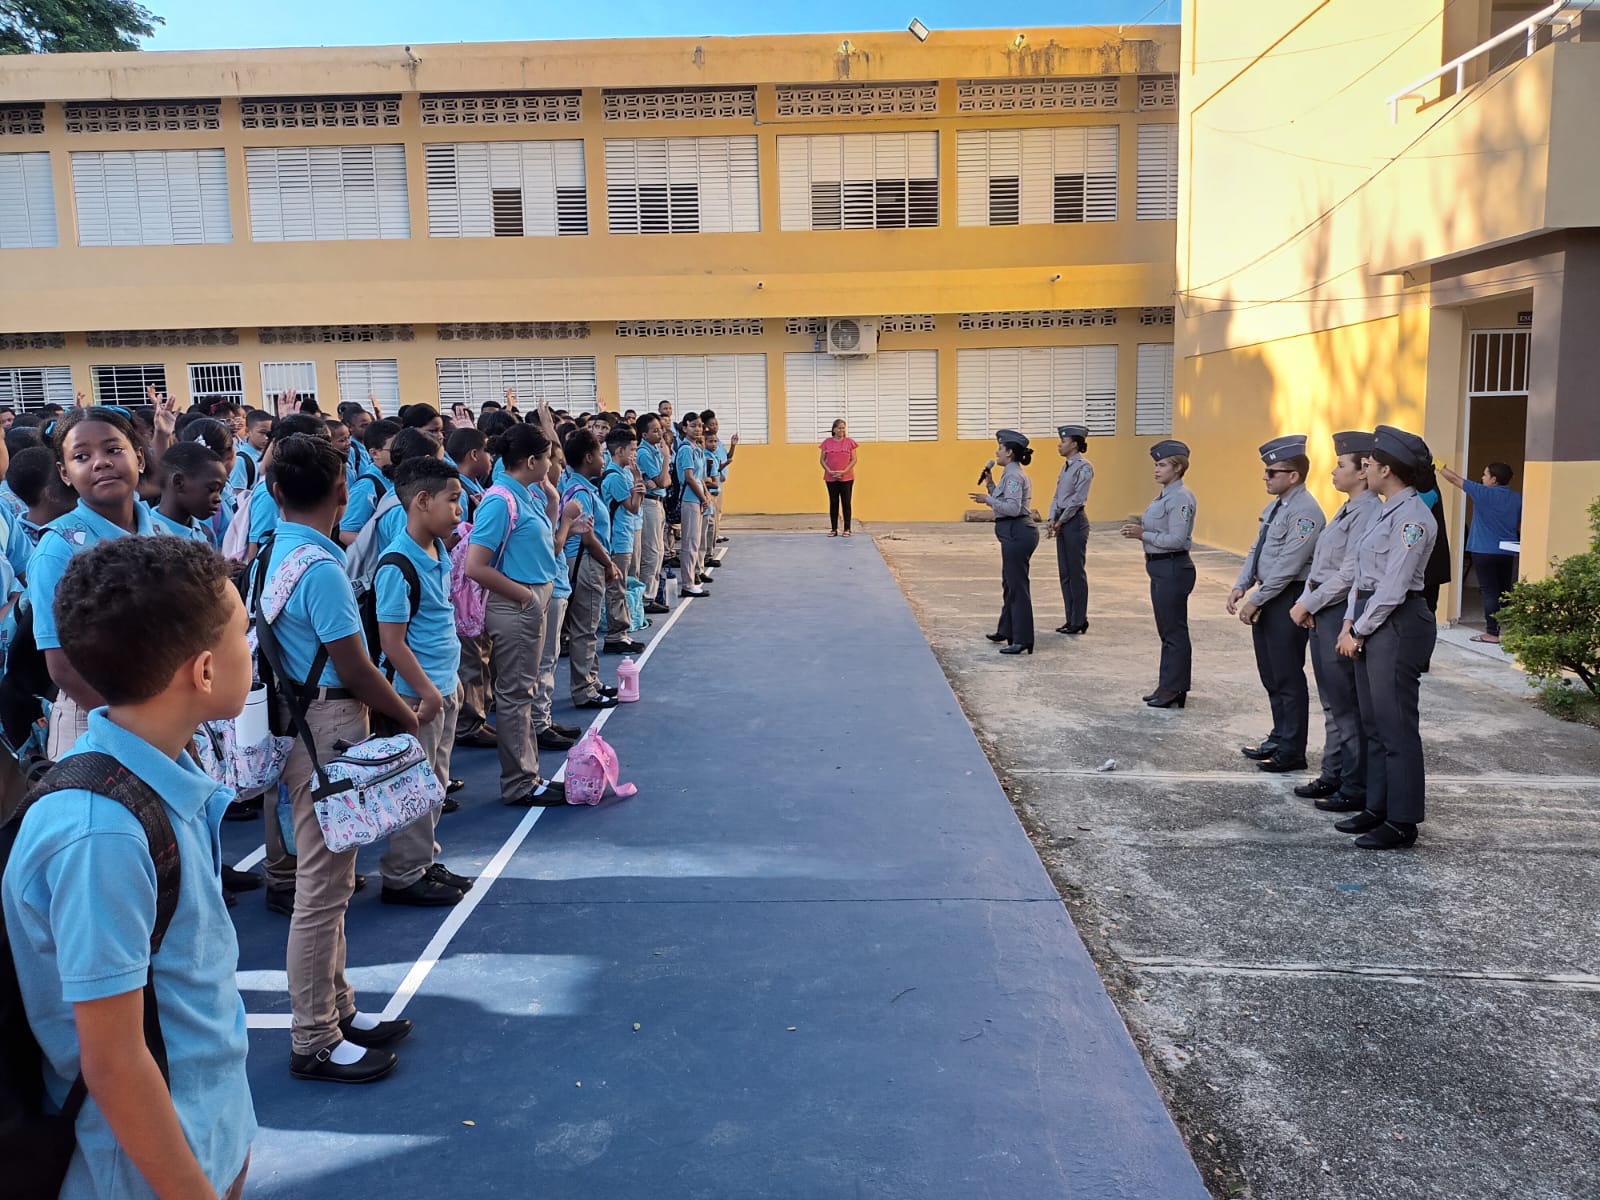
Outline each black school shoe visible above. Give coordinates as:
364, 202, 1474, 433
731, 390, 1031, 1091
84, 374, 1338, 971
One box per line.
290, 1043, 397, 1085
644, 601, 671, 615
1294, 777, 1341, 799
537, 726, 577, 751
1241, 742, 1280, 761
1314, 794, 1367, 813
380, 876, 463, 907
602, 639, 644, 655
508, 779, 567, 807
1334, 810, 1384, 834
1354, 821, 1418, 850
222, 864, 263, 892
223, 795, 264, 822
427, 862, 474, 892
1257, 754, 1309, 774
575, 694, 619, 710
549, 721, 581, 738
338, 1014, 412, 1048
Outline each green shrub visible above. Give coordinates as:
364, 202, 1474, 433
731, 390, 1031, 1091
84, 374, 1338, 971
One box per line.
1497, 496, 1600, 698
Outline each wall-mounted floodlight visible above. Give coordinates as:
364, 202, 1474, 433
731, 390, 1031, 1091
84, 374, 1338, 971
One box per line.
1012, 33, 1028, 50
839, 39, 853, 55
1050, 273, 1062, 282
908, 18, 930, 41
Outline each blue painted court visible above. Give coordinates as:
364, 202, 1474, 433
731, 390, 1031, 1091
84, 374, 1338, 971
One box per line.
224, 532, 1206, 1198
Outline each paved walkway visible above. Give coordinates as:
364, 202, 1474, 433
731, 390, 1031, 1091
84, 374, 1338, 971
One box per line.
225, 532, 1207, 1198
873, 520, 1600, 1200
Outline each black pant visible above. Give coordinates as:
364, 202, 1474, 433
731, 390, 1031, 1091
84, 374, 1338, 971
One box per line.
1308, 609, 1364, 799
994, 518, 1039, 647
826, 479, 854, 532
1251, 590, 1312, 757
1473, 552, 1517, 636
1146, 554, 1195, 693
1055, 510, 1089, 628
1352, 594, 1436, 824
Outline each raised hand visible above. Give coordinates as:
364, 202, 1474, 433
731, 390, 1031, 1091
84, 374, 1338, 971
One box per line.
368, 391, 383, 419
151, 389, 178, 438
276, 388, 299, 419
450, 402, 475, 429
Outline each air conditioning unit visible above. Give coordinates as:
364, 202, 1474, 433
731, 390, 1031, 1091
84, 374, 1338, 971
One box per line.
826, 317, 878, 357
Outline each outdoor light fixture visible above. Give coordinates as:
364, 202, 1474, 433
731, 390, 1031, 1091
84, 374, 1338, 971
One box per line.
1012, 33, 1028, 49
1050, 273, 1062, 282
908, 18, 930, 41
839, 39, 853, 55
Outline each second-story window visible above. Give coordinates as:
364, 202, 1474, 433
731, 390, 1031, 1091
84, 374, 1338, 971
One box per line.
956, 127, 1118, 226
0, 152, 58, 248
245, 144, 410, 241
1136, 124, 1179, 221
426, 140, 588, 238
778, 132, 940, 231
71, 149, 231, 246
604, 136, 760, 235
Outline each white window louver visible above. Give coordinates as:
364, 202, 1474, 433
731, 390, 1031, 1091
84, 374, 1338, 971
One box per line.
436, 357, 598, 413
778, 133, 940, 231
425, 140, 588, 238
956, 346, 1118, 440
336, 359, 402, 407
71, 149, 231, 247
784, 351, 938, 443
260, 360, 318, 407
616, 354, 768, 444
246, 144, 410, 242
956, 127, 1117, 227
91, 363, 168, 404
604, 137, 759, 235
0, 365, 74, 411
0, 152, 58, 248
1136, 124, 1179, 221
1135, 343, 1175, 436
188, 362, 244, 405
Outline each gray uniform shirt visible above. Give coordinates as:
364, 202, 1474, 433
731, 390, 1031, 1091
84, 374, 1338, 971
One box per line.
1048, 456, 1094, 523
1343, 487, 1439, 636
1141, 481, 1196, 552
985, 462, 1034, 520
1235, 484, 1326, 606
1297, 490, 1381, 615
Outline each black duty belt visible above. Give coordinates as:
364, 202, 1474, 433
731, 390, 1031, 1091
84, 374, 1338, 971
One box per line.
299, 686, 355, 701
1354, 589, 1424, 601
1146, 550, 1190, 561
644, 494, 665, 502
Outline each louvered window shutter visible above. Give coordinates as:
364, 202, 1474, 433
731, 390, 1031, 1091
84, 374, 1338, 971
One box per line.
188, 363, 244, 404
617, 354, 768, 443
337, 359, 401, 406
426, 140, 587, 238
1136, 343, 1175, 435
605, 137, 757, 235
786, 351, 936, 442
260, 361, 319, 407
0, 152, 58, 248
0, 366, 73, 410
92, 363, 168, 403
957, 128, 1116, 227
1136, 124, 1179, 220
72, 149, 230, 246
437, 357, 597, 413
957, 346, 1117, 438
781, 133, 938, 231
247, 145, 410, 241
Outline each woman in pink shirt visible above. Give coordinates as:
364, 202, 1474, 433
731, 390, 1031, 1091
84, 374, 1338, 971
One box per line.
819, 419, 859, 537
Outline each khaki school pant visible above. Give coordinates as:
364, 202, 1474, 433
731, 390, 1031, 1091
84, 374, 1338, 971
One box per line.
638, 499, 666, 599
379, 687, 460, 890
484, 585, 552, 802
679, 499, 704, 584
566, 555, 607, 703
535, 594, 568, 731
454, 632, 492, 738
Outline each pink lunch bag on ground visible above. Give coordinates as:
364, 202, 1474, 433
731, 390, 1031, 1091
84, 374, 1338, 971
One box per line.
564, 728, 638, 806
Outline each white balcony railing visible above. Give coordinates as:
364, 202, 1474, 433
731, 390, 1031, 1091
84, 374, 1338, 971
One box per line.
1386, 0, 1597, 123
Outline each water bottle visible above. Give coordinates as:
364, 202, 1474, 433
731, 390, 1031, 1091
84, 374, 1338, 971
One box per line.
617, 656, 641, 703
663, 575, 679, 605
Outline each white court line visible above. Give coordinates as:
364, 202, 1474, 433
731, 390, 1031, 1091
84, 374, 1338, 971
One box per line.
243, 553, 719, 1028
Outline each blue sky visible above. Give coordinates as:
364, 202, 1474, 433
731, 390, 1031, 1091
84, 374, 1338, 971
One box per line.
145, 1, 1178, 52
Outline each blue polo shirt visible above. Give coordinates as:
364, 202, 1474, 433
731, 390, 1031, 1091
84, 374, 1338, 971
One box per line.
340, 471, 389, 535
375, 532, 460, 698
458, 473, 485, 523
468, 476, 557, 586
1463, 480, 1523, 555
28, 500, 157, 651
674, 443, 704, 507
600, 466, 639, 554
1, 503, 31, 580
2, 710, 255, 1199
637, 441, 667, 497
227, 441, 261, 493
561, 470, 609, 558
246, 478, 278, 548
150, 506, 213, 544
0, 480, 26, 519
261, 522, 361, 688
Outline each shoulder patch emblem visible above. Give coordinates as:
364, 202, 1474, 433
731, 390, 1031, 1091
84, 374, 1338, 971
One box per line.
63, 528, 88, 547
1181, 504, 1194, 522
1295, 517, 1316, 540
1401, 521, 1426, 548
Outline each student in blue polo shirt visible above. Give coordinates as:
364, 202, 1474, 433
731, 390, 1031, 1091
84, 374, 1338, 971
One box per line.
180, 417, 239, 548
464, 424, 569, 806
240, 412, 328, 566
339, 418, 399, 546
560, 426, 624, 708
375, 457, 474, 907
673, 411, 712, 597
5, 445, 75, 574
634, 413, 671, 614
1439, 459, 1524, 643
228, 408, 271, 493
600, 424, 646, 654
249, 433, 419, 1085
445, 426, 494, 746
3, 536, 256, 1200
363, 428, 444, 551
447, 426, 491, 524
28, 407, 158, 759
151, 442, 228, 545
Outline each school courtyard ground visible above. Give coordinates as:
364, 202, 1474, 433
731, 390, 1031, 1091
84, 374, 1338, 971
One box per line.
225, 520, 1600, 1200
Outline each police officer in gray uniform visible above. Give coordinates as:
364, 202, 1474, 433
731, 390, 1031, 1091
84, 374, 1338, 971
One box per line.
1335, 425, 1439, 850
1289, 431, 1383, 809
1047, 424, 1094, 635
972, 430, 1039, 656
1230, 434, 1326, 773
1123, 440, 1196, 707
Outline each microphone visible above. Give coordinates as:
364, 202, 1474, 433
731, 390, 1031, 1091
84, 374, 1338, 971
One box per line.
977, 459, 995, 485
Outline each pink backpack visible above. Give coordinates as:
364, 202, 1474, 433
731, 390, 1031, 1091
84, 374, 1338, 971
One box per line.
449, 483, 520, 638
564, 728, 638, 806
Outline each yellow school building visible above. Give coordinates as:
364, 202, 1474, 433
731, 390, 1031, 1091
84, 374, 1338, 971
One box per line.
1176, 0, 1600, 615
0, 26, 1181, 525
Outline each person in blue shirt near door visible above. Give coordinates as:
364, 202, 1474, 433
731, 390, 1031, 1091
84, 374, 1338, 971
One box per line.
1438, 459, 1522, 644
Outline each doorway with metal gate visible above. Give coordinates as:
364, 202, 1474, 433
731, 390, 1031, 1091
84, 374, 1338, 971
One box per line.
1456, 328, 1528, 626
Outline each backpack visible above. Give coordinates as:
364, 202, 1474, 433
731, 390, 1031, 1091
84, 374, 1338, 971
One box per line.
342, 491, 405, 597
563, 727, 638, 806
0, 600, 55, 774
356, 551, 422, 675
447, 483, 519, 639
664, 454, 685, 528
219, 485, 256, 562
0, 753, 178, 1200
239, 452, 257, 491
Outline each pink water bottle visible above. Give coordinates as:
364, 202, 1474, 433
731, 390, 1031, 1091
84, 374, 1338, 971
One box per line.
616, 656, 641, 702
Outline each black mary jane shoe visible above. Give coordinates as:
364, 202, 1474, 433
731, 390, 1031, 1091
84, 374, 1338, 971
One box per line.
1146, 690, 1187, 709
1294, 777, 1341, 799
985, 633, 1008, 643
999, 644, 1033, 656
1354, 821, 1418, 850
338, 1013, 413, 1048
290, 1043, 398, 1085
1334, 810, 1384, 835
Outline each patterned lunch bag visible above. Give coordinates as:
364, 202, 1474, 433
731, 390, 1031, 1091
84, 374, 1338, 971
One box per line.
311, 734, 445, 852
